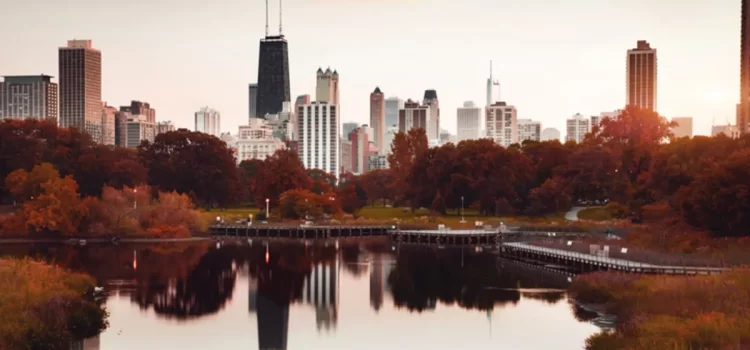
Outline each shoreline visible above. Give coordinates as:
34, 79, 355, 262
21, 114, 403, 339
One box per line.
0, 236, 212, 244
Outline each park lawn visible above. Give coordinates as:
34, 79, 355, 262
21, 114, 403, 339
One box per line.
577, 207, 613, 221
199, 207, 260, 224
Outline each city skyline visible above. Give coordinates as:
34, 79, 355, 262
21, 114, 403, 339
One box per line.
0, 0, 741, 137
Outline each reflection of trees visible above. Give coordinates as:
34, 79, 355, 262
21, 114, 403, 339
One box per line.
387, 247, 573, 312
521, 291, 566, 304
132, 244, 237, 319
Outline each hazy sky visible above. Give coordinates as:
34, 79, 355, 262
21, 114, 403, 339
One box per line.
0, 0, 741, 136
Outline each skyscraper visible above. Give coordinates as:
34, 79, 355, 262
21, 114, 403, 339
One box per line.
566, 113, 590, 143
256, 0, 290, 119
457, 101, 482, 142
249, 83, 258, 120
398, 99, 429, 133
384, 97, 404, 131
370, 87, 385, 153
486, 60, 499, 106
485, 102, 517, 147
120, 101, 155, 124
349, 126, 370, 174
423, 90, 439, 141
59, 40, 102, 142
342, 122, 358, 140
298, 102, 339, 177
518, 119, 542, 142
0, 75, 57, 121
101, 104, 116, 146
316, 68, 340, 104
671, 117, 693, 138
626, 40, 658, 111
195, 106, 221, 136
738, 0, 750, 134
541, 128, 561, 141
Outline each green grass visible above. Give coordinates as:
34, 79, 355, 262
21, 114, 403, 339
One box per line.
577, 207, 613, 221
199, 207, 260, 224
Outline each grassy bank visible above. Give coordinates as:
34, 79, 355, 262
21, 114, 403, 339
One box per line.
577, 207, 613, 221
0, 258, 108, 349
203, 206, 572, 229
569, 271, 750, 349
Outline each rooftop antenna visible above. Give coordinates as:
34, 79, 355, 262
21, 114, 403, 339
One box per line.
279, 0, 283, 35
265, 0, 269, 37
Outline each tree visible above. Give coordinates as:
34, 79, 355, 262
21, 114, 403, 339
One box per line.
138, 130, 240, 208
278, 189, 338, 220
677, 150, 750, 237
388, 128, 428, 205
307, 169, 337, 195
72, 146, 147, 197
21, 175, 88, 236
253, 149, 312, 207
5, 163, 61, 202
525, 178, 571, 216
238, 159, 263, 204
361, 169, 394, 206
337, 183, 365, 218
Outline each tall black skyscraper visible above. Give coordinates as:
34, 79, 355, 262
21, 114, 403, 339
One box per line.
256, 37, 290, 119
255, 0, 290, 119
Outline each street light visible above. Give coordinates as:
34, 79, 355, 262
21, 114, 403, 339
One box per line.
460, 196, 466, 223
265, 198, 270, 219
133, 188, 138, 209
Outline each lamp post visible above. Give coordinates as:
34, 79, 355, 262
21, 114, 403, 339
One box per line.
265, 198, 270, 219
460, 196, 466, 223
133, 188, 138, 210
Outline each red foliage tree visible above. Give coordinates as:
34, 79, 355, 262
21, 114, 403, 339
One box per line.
253, 149, 312, 208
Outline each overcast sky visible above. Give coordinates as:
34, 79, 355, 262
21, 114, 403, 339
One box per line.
0, 0, 741, 136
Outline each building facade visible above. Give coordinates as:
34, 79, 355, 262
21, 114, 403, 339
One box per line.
518, 119, 542, 142
298, 102, 339, 177
340, 139, 352, 175
671, 117, 693, 138
712, 124, 741, 139
124, 115, 156, 148
370, 87, 385, 153
316, 68, 340, 105
541, 127, 561, 141
349, 126, 370, 175
485, 102, 517, 147
566, 113, 590, 143
626, 40, 658, 111
235, 121, 285, 164
368, 155, 388, 171
423, 90, 440, 141
59, 40, 102, 142
101, 104, 116, 146
739, 0, 750, 134
120, 101, 155, 124
0, 75, 58, 121
384, 97, 404, 131
156, 121, 175, 135
195, 106, 221, 136
457, 101, 482, 142
248, 83, 258, 120
114, 111, 129, 147
398, 99, 429, 133
383, 125, 398, 155
256, 35, 290, 119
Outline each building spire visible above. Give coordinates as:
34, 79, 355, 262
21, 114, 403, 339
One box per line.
265, 0, 269, 37
490, 60, 493, 79
279, 0, 283, 35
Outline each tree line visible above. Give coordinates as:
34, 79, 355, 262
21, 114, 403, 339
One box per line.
2, 105, 749, 237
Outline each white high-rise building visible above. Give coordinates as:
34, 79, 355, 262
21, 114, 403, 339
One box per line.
457, 101, 482, 142
298, 102, 339, 177
124, 115, 156, 148
566, 113, 590, 143
711, 124, 741, 139
518, 119, 542, 142
423, 90, 439, 142
195, 107, 221, 136
384, 97, 404, 132
541, 128, 561, 141
398, 99, 429, 133
383, 124, 398, 154
0, 75, 58, 121
485, 102, 517, 147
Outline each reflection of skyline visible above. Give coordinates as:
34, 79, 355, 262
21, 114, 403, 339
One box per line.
369, 254, 384, 312
301, 260, 340, 330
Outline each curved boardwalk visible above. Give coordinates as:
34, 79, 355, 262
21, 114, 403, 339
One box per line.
502, 242, 727, 275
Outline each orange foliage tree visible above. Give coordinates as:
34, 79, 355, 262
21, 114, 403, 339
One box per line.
278, 189, 339, 220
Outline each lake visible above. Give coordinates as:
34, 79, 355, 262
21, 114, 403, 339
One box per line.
1, 239, 601, 349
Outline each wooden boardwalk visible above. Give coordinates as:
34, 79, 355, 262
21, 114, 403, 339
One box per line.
502, 242, 727, 275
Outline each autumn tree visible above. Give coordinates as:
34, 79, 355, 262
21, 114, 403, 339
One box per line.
5, 163, 61, 202
337, 182, 365, 218
72, 146, 147, 197
253, 149, 312, 207
138, 130, 240, 208
307, 169, 337, 195
278, 189, 339, 220
525, 178, 571, 216
388, 128, 428, 205
360, 169, 394, 206
677, 149, 750, 237
238, 159, 263, 204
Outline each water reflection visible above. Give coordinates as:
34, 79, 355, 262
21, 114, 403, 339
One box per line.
0, 240, 599, 349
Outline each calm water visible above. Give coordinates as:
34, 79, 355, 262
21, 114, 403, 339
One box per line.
1, 240, 600, 349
